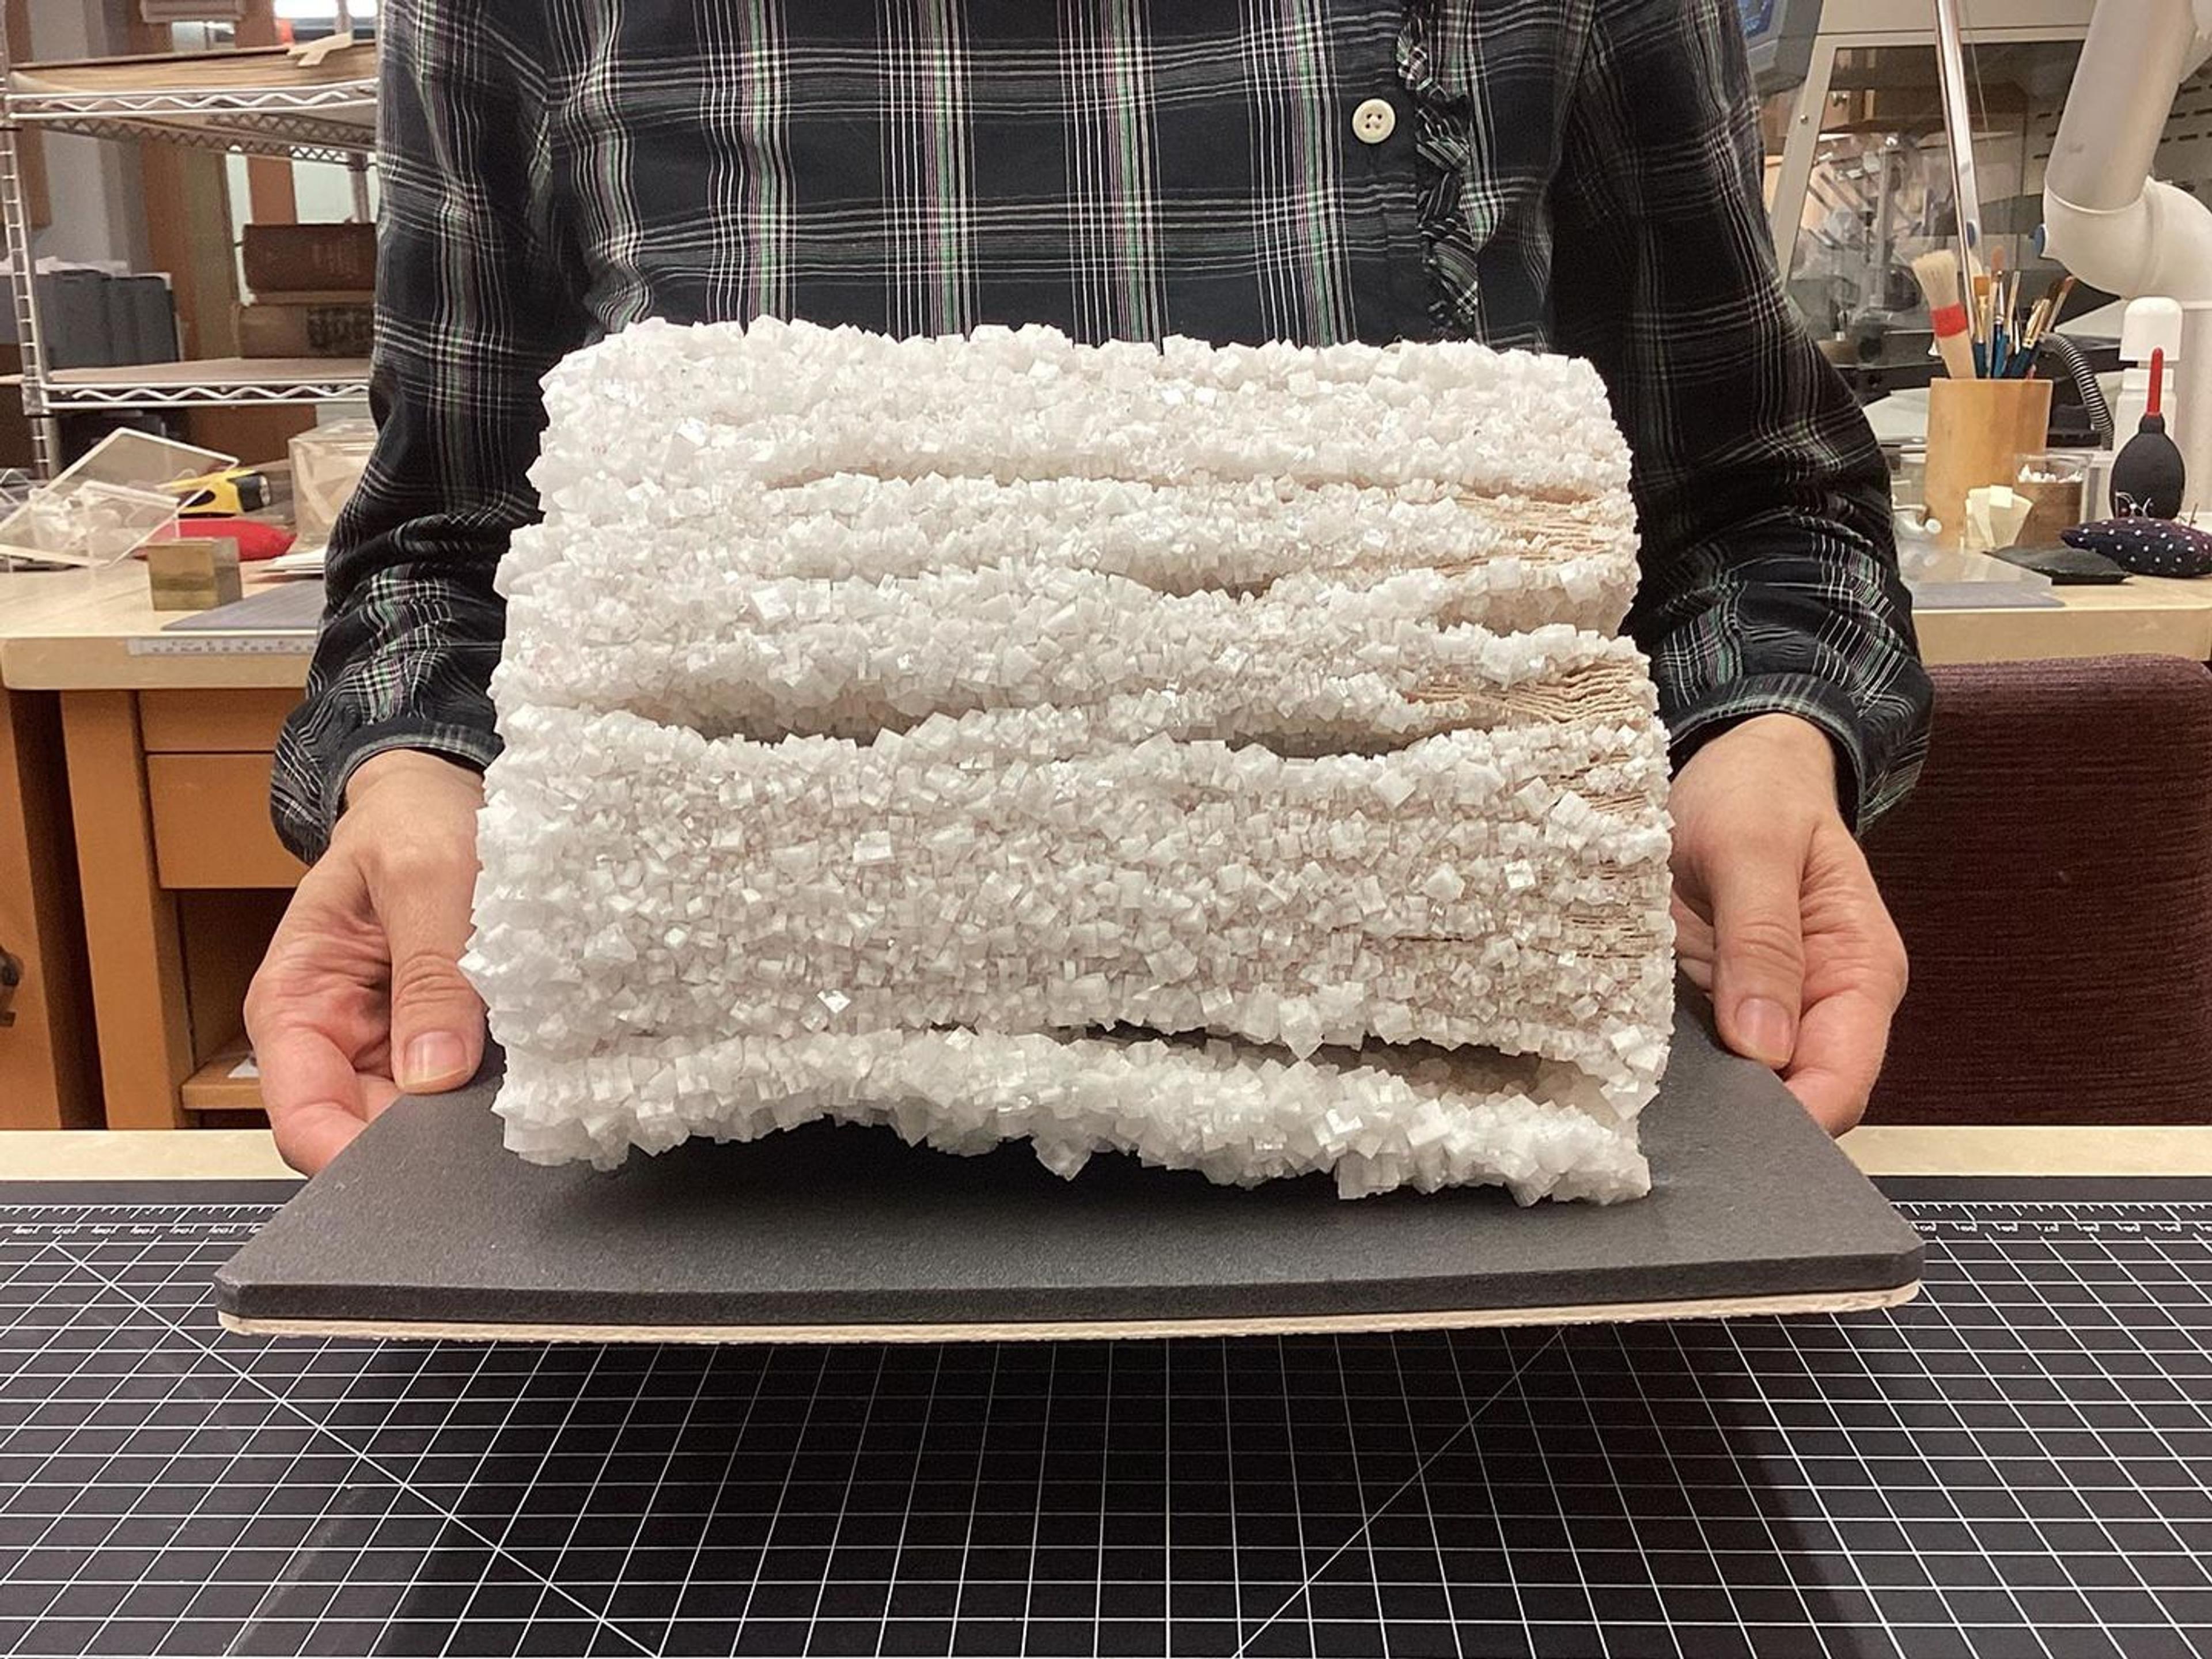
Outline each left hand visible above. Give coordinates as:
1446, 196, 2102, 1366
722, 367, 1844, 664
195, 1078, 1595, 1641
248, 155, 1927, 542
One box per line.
1668, 713, 1908, 1134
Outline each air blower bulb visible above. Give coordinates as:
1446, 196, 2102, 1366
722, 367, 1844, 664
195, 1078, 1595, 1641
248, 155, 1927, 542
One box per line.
2111, 347, 2188, 519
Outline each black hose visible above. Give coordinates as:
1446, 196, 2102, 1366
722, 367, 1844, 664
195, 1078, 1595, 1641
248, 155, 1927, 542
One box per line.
2043, 333, 2115, 446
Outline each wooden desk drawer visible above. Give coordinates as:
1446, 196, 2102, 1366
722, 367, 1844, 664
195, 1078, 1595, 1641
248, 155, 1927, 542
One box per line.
140, 689, 301, 753
147, 753, 305, 888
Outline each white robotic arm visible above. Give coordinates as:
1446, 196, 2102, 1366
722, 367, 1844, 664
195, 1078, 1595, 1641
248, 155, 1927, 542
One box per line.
2042, 0, 2212, 512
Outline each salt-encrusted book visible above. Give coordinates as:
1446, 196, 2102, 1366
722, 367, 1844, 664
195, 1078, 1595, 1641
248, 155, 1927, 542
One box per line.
464, 319, 1673, 1202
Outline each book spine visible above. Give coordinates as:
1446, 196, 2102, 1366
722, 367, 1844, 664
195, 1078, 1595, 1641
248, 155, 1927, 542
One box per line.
241, 223, 378, 295
237, 302, 376, 359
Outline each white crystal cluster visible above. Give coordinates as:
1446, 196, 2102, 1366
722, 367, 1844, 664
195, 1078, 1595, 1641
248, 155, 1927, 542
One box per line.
470, 317, 1675, 1202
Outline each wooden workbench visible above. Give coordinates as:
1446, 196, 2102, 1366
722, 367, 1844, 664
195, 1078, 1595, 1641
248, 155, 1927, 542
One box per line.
7, 558, 2210, 692
0, 560, 310, 1130
1914, 577, 2212, 664
0, 559, 313, 690
2, 559, 2210, 1133
13, 1123, 2212, 1179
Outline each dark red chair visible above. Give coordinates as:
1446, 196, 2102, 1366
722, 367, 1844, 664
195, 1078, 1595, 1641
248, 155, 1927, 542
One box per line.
1863, 654, 2212, 1124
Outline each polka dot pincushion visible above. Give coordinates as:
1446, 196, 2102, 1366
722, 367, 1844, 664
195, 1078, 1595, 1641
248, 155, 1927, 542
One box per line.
2062, 516, 2212, 578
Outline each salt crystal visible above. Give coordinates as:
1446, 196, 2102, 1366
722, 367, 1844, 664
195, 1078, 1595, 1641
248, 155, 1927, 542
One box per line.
472, 319, 1672, 1202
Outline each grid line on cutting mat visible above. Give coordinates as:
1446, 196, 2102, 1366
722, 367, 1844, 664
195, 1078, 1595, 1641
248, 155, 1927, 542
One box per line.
0, 1188, 2206, 1659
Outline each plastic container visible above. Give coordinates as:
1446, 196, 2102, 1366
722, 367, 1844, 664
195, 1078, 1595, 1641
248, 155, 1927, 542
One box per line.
290, 417, 378, 548
2013, 449, 2095, 543
0, 430, 234, 570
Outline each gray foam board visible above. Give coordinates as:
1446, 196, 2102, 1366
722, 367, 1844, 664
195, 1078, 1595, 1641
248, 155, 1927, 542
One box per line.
216, 1004, 1922, 1336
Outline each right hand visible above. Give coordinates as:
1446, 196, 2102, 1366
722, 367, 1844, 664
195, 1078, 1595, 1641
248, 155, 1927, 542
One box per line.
246, 750, 486, 1174
1668, 714, 1908, 1136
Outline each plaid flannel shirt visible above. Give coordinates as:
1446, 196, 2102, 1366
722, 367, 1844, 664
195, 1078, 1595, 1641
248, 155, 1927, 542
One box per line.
272, 0, 1930, 861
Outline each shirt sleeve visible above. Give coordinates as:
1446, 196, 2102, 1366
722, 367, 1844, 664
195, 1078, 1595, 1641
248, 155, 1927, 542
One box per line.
271, 2, 588, 862
1548, 0, 1932, 829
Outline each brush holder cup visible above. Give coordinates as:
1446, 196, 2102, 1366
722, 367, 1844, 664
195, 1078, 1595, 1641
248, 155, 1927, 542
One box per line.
1925, 378, 2053, 550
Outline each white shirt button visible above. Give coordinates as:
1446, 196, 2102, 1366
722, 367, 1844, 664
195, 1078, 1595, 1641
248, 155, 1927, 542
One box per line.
1352, 97, 1397, 145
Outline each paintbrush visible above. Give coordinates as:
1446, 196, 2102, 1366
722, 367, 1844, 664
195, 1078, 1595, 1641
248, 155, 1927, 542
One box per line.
2019, 298, 2053, 370
1982, 271, 1999, 376
2031, 275, 2077, 346
1911, 248, 1978, 380
2017, 275, 2076, 378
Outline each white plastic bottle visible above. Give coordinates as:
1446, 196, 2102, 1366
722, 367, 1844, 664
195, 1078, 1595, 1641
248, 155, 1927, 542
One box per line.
2099, 298, 2185, 517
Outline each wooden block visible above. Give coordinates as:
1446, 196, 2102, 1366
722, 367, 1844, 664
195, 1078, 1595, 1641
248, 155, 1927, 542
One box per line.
216, 1006, 1925, 1343
146, 754, 306, 888
146, 539, 244, 612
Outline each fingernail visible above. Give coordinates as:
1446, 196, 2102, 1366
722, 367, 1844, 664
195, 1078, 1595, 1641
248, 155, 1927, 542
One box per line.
401, 1032, 469, 1090
1737, 997, 1796, 1067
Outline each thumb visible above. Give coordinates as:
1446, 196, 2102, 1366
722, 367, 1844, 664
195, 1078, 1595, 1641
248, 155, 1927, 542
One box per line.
1707, 833, 1808, 1071
375, 857, 486, 1094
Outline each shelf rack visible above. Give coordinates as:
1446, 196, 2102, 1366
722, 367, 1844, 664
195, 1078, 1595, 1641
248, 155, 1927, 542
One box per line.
0, 40, 377, 474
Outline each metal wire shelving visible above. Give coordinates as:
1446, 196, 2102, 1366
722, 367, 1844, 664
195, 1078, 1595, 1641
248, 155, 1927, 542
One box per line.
0, 40, 376, 474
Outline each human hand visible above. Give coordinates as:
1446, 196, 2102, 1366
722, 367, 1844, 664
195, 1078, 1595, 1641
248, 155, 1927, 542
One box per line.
246, 751, 486, 1173
1668, 713, 1908, 1134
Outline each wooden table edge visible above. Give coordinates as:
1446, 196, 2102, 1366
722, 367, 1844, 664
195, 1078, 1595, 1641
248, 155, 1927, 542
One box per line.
1838, 1124, 2212, 1177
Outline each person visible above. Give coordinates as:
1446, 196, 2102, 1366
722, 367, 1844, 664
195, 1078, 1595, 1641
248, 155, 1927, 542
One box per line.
249, 0, 1931, 1175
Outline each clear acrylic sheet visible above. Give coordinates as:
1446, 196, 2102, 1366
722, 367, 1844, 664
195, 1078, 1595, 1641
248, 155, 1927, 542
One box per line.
0, 430, 235, 570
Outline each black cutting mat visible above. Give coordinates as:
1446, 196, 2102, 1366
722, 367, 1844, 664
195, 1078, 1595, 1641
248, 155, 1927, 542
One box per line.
1, 1180, 2207, 1659
159, 581, 322, 632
